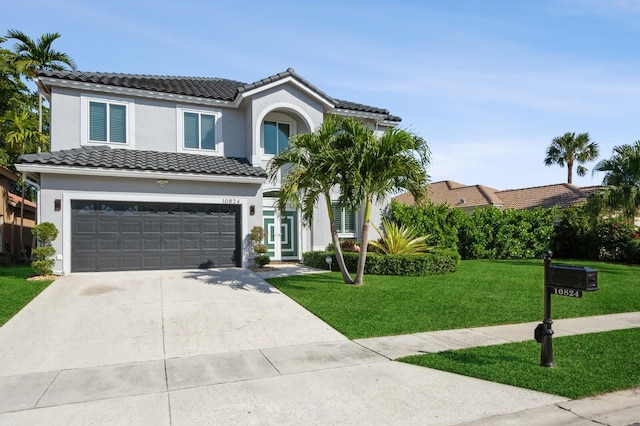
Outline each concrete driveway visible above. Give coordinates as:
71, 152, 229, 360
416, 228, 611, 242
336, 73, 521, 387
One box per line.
0, 269, 567, 425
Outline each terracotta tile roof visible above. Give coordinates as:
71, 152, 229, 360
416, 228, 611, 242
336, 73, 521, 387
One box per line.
0, 165, 19, 181
498, 183, 596, 210
7, 192, 36, 209
394, 180, 598, 210
395, 181, 502, 208
37, 68, 401, 122
17, 146, 267, 178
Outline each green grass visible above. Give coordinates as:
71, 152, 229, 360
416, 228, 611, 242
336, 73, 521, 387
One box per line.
0, 266, 53, 327
267, 259, 640, 339
400, 328, 640, 398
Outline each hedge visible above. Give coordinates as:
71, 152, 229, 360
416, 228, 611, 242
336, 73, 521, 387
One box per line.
302, 248, 460, 276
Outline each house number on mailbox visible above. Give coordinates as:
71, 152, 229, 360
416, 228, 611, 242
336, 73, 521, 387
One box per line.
550, 287, 582, 298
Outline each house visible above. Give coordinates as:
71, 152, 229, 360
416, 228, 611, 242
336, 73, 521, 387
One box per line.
0, 166, 37, 262
394, 180, 598, 212
16, 68, 399, 274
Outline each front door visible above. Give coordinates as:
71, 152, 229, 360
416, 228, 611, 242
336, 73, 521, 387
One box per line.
263, 209, 298, 260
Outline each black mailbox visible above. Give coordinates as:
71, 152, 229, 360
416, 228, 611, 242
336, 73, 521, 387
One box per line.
548, 264, 598, 291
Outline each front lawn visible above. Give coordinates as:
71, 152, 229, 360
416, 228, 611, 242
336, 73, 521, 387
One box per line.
267, 259, 640, 339
0, 266, 53, 327
400, 328, 640, 399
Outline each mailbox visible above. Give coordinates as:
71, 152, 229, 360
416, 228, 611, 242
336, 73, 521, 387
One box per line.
548, 264, 598, 291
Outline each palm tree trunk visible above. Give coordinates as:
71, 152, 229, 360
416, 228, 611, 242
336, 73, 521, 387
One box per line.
567, 159, 573, 184
354, 198, 373, 285
325, 194, 354, 284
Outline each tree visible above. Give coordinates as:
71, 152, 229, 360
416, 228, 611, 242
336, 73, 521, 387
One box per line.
588, 140, 640, 223
0, 108, 49, 259
267, 116, 355, 284
1, 36, 39, 167
5, 30, 76, 135
544, 132, 599, 184
339, 121, 430, 285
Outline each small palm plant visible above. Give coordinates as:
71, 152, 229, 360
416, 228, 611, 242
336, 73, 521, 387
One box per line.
369, 218, 434, 255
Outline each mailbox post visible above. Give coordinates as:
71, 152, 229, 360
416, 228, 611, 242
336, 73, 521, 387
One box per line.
535, 250, 598, 367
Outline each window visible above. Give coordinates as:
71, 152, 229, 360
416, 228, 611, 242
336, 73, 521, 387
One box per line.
183, 111, 216, 150
264, 121, 289, 155
89, 101, 127, 143
332, 203, 356, 234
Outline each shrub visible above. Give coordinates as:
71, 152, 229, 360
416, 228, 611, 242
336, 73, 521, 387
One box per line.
253, 243, 268, 255
254, 254, 271, 267
302, 249, 459, 276
250, 226, 270, 267
554, 206, 640, 264
340, 239, 358, 252
31, 222, 59, 276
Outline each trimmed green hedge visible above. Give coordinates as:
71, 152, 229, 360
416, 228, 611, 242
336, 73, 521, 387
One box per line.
303, 249, 460, 276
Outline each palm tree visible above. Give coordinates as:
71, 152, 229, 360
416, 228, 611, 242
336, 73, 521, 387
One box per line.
339, 121, 430, 285
544, 132, 599, 184
1, 109, 49, 259
267, 116, 355, 284
589, 140, 640, 223
5, 29, 76, 135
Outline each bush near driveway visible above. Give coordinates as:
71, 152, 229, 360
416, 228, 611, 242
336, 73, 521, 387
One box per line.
303, 249, 460, 276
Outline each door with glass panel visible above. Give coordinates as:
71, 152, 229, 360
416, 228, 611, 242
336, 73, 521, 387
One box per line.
263, 209, 298, 260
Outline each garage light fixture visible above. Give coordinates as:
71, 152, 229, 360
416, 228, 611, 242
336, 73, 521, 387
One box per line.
157, 180, 169, 187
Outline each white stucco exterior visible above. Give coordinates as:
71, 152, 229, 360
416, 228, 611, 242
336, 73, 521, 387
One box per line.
19, 69, 399, 274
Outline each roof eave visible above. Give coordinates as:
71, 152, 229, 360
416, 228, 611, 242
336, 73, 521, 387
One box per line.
15, 164, 266, 184
330, 108, 399, 125
38, 76, 235, 108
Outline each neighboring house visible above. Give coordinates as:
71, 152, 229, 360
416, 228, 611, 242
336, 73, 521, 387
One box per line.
16, 68, 398, 274
394, 180, 598, 212
0, 166, 36, 261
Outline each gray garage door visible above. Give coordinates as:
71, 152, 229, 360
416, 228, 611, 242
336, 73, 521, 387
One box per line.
71, 201, 241, 272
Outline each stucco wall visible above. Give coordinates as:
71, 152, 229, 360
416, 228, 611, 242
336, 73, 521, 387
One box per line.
48, 87, 247, 157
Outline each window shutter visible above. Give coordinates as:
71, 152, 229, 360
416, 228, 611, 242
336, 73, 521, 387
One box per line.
200, 114, 215, 150
344, 209, 356, 233
109, 104, 126, 143
89, 102, 107, 141
184, 112, 199, 149
332, 203, 343, 233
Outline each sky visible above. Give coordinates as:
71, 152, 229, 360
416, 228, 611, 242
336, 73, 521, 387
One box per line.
3, 0, 640, 190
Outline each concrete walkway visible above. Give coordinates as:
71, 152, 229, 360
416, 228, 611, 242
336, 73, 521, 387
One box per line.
0, 265, 638, 425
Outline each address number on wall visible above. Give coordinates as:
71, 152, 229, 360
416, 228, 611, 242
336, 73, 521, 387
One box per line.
222, 198, 241, 204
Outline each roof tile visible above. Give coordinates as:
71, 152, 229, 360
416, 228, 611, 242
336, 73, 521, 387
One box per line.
17, 146, 267, 178
394, 180, 597, 210
37, 69, 400, 121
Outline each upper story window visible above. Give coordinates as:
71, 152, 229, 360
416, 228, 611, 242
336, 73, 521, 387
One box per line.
332, 202, 357, 235
177, 106, 222, 154
89, 101, 127, 144
81, 94, 134, 148
184, 111, 215, 150
264, 121, 289, 155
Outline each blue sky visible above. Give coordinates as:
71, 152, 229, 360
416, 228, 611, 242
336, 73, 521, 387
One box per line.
3, 0, 640, 189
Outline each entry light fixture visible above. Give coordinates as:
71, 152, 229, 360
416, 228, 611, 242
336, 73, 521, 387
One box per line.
157, 180, 169, 188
